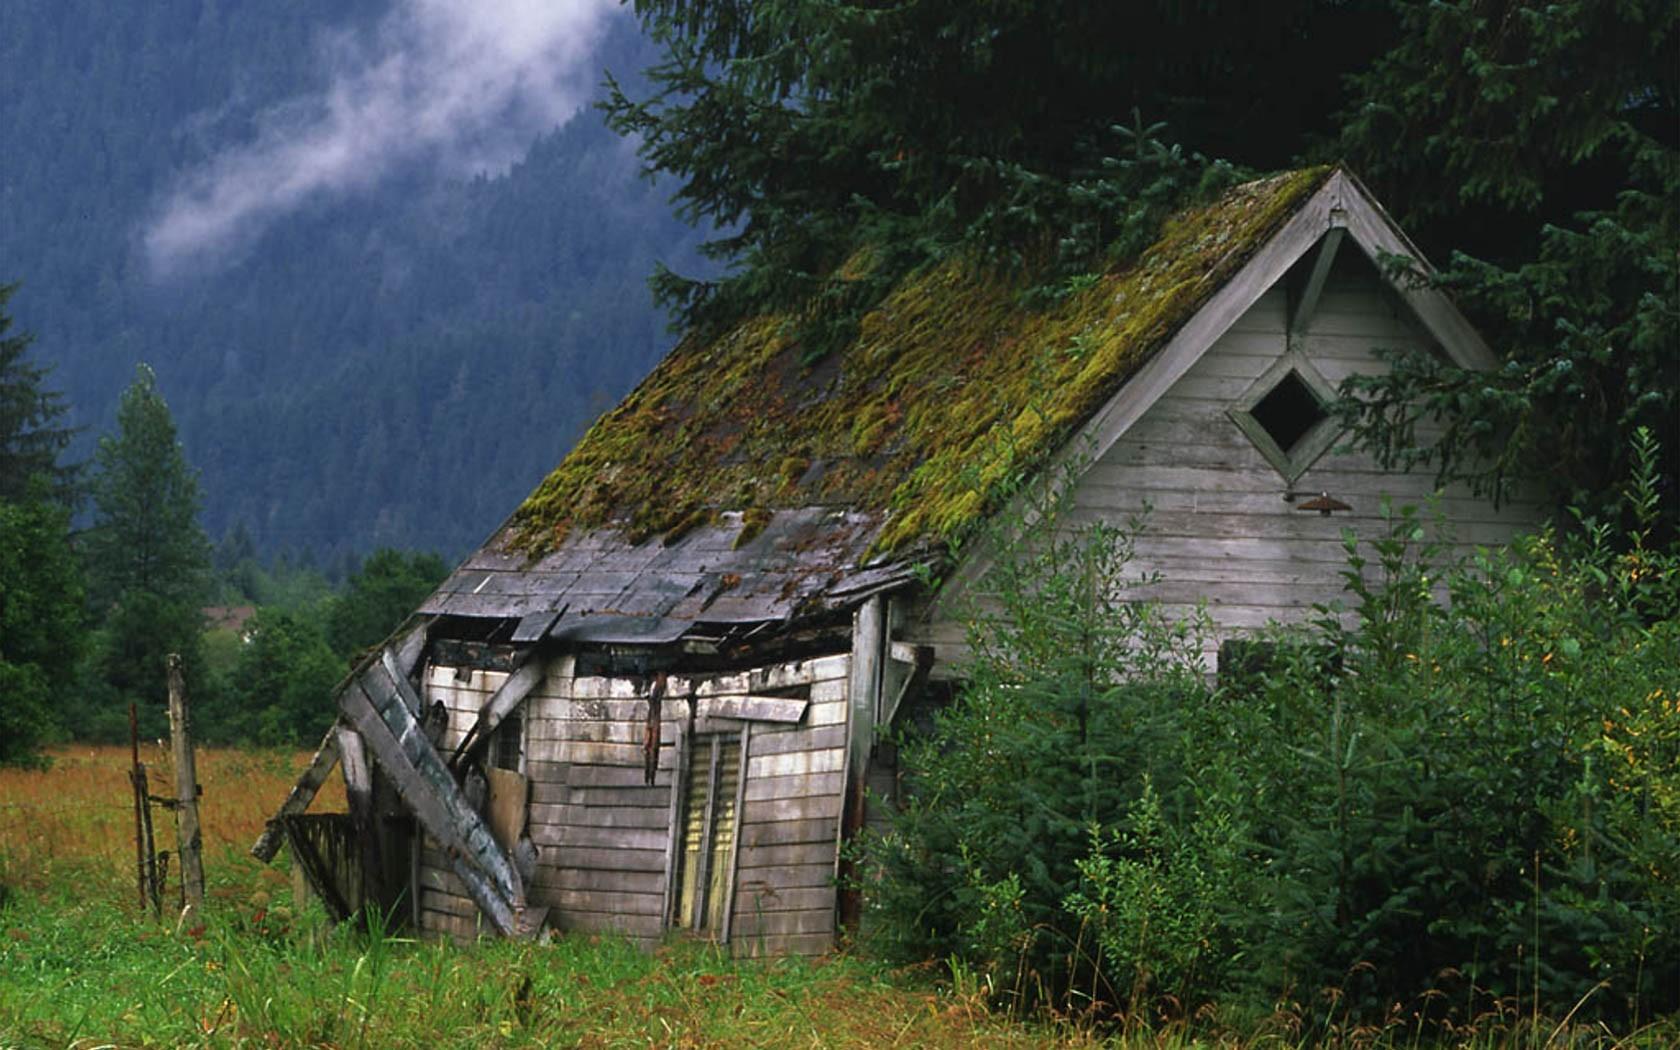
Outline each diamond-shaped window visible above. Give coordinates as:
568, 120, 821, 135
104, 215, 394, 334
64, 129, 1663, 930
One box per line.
1228, 354, 1340, 483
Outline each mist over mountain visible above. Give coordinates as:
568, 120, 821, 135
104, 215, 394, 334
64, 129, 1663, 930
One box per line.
1, 1, 704, 564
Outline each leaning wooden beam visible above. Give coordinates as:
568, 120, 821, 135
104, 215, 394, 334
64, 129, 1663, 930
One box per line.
251, 724, 342, 862
250, 621, 431, 864
448, 652, 547, 771
1291, 226, 1345, 334
345, 653, 529, 936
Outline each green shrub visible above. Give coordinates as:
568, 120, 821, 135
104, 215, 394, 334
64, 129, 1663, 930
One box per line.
866, 431, 1677, 1033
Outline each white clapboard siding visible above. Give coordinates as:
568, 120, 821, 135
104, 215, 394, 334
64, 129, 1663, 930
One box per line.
903, 264, 1540, 673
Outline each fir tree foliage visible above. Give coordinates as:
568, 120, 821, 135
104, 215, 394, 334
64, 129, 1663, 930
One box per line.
606, 0, 1390, 354
0, 283, 77, 504
1332, 0, 1678, 536
81, 364, 211, 735
0, 285, 84, 766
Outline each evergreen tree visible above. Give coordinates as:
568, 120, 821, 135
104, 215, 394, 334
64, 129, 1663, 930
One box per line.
606, 0, 1391, 348
1332, 0, 1679, 536
0, 283, 77, 503
0, 285, 84, 765
81, 364, 211, 738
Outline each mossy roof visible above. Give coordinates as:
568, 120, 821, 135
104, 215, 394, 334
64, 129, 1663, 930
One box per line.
509, 167, 1330, 567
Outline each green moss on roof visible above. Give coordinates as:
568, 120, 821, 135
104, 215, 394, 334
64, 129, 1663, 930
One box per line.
512, 167, 1330, 561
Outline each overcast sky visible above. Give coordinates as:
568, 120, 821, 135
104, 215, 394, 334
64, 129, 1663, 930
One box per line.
144, 0, 623, 277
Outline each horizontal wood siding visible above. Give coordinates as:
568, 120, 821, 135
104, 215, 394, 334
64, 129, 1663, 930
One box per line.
414, 653, 850, 954
905, 267, 1541, 672
727, 656, 849, 955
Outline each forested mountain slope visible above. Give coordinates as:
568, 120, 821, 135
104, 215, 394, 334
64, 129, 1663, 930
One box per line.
1, 1, 701, 563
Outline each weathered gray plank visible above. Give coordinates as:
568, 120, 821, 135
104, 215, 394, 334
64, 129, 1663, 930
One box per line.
748, 749, 845, 779
748, 725, 847, 757
738, 818, 837, 849
744, 771, 845, 802
528, 803, 672, 830
251, 723, 341, 862
729, 908, 836, 938
533, 867, 665, 895
530, 763, 674, 790
741, 795, 843, 825
731, 932, 835, 958
696, 695, 808, 723
734, 861, 839, 889
539, 824, 670, 851
554, 785, 674, 809
551, 847, 670, 873
729, 885, 836, 915
532, 888, 667, 916
735, 842, 840, 869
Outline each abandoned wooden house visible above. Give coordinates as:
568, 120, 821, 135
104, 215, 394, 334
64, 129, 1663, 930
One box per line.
254, 167, 1538, 953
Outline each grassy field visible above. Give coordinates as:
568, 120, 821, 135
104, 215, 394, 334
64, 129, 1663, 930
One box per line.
0, 746, 1105, 1049
1, 747, 1670, 1048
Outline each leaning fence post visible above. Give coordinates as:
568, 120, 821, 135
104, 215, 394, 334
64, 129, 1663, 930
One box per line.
129, 702, 146, 911
166, 653, 206, 915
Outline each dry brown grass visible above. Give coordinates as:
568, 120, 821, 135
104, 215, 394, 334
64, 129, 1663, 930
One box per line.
0, 743, 341, 899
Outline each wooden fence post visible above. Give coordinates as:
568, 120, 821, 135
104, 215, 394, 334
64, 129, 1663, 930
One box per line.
129, 702, 146, 911
166, 654, 205, 913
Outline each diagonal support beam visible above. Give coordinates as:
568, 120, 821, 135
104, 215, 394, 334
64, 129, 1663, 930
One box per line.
448, 651, 548, 772
251, 617, 432, 863
1291, 226, 1345, 335
344, 652, 530, 937
251, 725, 341, 862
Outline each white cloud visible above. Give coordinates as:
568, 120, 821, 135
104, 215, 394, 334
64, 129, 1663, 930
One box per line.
144, 0, 622, 276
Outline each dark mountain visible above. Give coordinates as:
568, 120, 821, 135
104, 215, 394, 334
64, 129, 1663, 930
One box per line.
1, 1, 703, 562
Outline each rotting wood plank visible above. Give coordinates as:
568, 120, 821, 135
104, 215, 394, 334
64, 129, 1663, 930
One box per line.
738, 818, 838, 849
731, 932, 835, 958
733, 860, 840, 888
530, 763, 675, 789
729, 885, 837, 916
537, 740, 680, 768
748, 725, 846, 757
542, 824, 671, 851
251, 723, 341, 862
557, 786, 674, 810
534, 867, 666, 895
528, 803, 672, 830
696, 695, 808, 723
551, 910, 665, 937
744, 771, 844, 801
748, 749, 845, 779
553, 846, 671, 873
729, 908, 836, 938
533, 888, 667, 917
741, 795, 843, 825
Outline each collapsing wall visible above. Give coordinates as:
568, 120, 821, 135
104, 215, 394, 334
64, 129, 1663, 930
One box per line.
417, 653, 853, 955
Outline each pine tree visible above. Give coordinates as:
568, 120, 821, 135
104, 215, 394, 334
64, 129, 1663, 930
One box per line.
0, 284, 85, 764
0, 283, 78, 504
81, 364, 211, 734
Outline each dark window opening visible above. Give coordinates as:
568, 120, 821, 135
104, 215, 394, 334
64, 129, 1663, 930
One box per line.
492, 711, 523, 772
1250, 370, 1327, 453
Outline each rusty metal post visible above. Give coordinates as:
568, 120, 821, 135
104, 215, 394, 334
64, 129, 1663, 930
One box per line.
166, 654, 205, 914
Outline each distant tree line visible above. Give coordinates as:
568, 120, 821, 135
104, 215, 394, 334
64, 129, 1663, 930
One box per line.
1, 307, 447, 763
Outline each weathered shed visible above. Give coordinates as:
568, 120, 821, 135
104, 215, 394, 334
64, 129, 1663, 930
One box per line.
256, 167, 1538, 953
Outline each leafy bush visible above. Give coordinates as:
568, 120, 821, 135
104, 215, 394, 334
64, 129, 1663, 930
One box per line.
866, 432, 1678, 1033
861, 495, 1250, 1017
